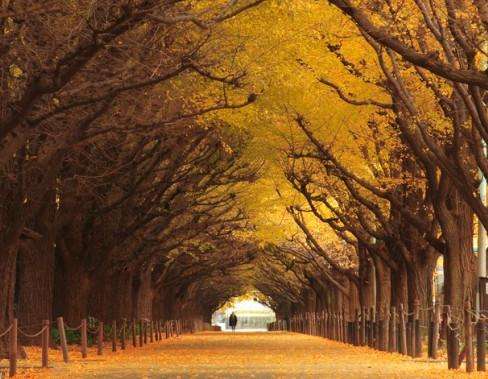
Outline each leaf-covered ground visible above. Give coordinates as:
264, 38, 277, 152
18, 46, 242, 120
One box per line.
6, 332, 487, 378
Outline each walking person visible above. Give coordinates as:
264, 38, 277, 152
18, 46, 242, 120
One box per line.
229, 312, 238, 332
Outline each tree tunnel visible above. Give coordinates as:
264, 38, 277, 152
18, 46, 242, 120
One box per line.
3, 1, 487, 373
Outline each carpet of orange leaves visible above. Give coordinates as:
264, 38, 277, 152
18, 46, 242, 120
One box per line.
1, 332, 486, 378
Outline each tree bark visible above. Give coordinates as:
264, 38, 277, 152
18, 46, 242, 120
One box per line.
133, 266, 154, 320
16, 191, 56, 345
358, 244, 375, 309
54, 251, 92, 326
0, 243, 18, 358
391, 261, 408, 308
436, 181, 476, 368
373, 254, 391, 314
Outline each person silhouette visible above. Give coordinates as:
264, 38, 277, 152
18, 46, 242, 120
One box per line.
229, 312, 238, 332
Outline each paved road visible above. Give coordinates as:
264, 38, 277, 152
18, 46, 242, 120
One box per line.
16, 332, 484, 378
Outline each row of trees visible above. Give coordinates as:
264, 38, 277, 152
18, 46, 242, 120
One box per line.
0, 0, 266, 355
253, 0, 488, 369
2, 1, 487, 370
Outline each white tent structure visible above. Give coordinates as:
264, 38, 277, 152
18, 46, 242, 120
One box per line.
212, 299, 276, 331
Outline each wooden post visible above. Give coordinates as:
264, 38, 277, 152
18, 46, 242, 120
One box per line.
331, 313, 336, 340
139, 320, 143, 347
337, 313, 340, 341
399, 304, 407, 355
81, 318, 88, 358
121, 319, 126, 350
431, 302, 441, 359
322, 311, 326, 338
414, 300, 421, 357
338, 312, 342, 341
330, 313, 335, 340
336, 312, 341, 341
324, 312, 328, 338
326, 313, 330, 339
143, 320, 148, 344
112, 320, 117, 352
336, 313, 340, 341
338, 313, 342, 341
97, 321, 104, 355
132, 320, 137, 347
57, 317, 69, 363
477, 318, 486, 371
42, 319, 50, 368
337, 313, 342, 341
319, 311, 323, 337
9, 319, 17, 378
464, 302, 474, 372
317, 313, 321, 337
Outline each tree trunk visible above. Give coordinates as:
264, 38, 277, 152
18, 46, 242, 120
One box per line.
133, 266, 154, 320
111, 269, 133, 321
16, 191, 56, 345
17, 242, 55, 345
435, 180, 476, 368
358, 244, 375, 309
54, 252, 92, 326
391, 261, 408, 308
0, 243, 18, 358
89, 269, 133, 322
373, 255, 391, 314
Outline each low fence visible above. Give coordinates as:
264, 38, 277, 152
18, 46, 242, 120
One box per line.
0, 317, 205, 377
269, 302, 487, 373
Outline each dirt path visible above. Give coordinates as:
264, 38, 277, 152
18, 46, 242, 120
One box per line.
13, 331, 485, 378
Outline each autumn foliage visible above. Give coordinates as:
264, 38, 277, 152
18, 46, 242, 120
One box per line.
1, 0, 488, 373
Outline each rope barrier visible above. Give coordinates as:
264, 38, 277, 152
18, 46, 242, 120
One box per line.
65, 323, 82, 331
0, 316, 205, 379
87, 326, 100, 335
465, 308, 488, 321
17, 322, 44, 329
0, 324, 13, 338
18, 325, 48, 338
